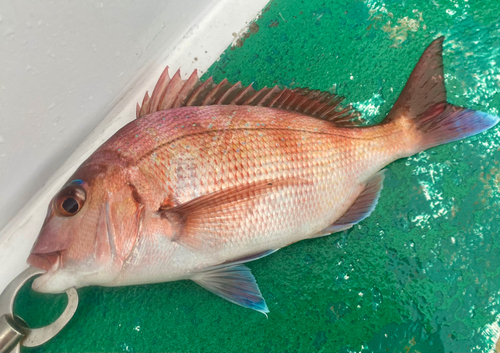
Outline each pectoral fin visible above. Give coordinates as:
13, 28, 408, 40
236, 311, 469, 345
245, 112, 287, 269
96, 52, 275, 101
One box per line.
313, 170, 385, 237
191, 250, 278, 314
161, 178, 310, 250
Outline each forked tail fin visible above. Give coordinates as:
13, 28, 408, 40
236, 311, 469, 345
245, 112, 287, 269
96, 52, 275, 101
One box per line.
384, 36, 499, 155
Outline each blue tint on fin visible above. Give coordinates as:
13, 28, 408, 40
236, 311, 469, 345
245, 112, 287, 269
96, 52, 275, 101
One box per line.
192, 264, 269, 314
71, 179, 84, 185
446, 109, 499, 141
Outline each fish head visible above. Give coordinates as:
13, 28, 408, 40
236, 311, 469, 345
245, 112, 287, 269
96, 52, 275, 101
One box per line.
27, 163, 143, 293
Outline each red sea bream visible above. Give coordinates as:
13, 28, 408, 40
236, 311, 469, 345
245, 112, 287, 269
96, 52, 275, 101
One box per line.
27, 37, 499, 313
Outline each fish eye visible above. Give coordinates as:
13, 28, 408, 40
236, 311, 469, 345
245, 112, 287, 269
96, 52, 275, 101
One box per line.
61, 198, 79, 214
55, 184, 86, 217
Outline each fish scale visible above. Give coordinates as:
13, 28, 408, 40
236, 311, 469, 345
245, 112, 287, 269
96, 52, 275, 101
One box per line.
27, 37, 499, 314
106, 106, 391, 272
124, 108, 349, 196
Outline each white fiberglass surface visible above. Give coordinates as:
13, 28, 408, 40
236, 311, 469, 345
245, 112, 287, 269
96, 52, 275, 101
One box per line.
0, 0, 269, 292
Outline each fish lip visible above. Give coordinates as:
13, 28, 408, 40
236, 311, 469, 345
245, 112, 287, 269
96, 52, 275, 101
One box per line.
27, 251, 61, 272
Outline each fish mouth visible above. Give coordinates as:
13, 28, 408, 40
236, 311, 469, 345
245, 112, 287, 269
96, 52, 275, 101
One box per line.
27, 251, 61, 272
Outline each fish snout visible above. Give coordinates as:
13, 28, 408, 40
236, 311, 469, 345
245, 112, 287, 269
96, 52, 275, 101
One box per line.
28, 253, 76, 294
28, 220, 69, 272
27, 251, 61, 272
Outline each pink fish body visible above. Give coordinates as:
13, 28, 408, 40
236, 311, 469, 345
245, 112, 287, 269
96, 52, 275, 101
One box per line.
27, 37, 498, 313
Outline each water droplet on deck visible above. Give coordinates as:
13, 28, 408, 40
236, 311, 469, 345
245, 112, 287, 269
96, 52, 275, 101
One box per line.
372, 287, 383, 311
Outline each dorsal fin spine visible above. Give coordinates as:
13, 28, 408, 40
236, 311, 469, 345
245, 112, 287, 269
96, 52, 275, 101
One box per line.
246, 87, 270, 106
172, 70, 200, 108
216, 81, 242, 105
159, 69, 183, 111
318, 105, 337, 119
202, 78, 229, 105
138, 92, 151, 118
186, 77, 215, 106
136, 67, 362, 126
230, 84, 255, 105
309, 103, 326, 116
265, 89, 285, 107
149, 66, 171, 113
301, 91, 322, 115
258, 86, 280, 107
301, 91, 324, 113
285, 91, 306, 110
278, 91, 294, 109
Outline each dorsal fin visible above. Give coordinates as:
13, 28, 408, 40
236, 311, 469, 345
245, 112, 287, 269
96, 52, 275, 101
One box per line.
136, 67, 363, 127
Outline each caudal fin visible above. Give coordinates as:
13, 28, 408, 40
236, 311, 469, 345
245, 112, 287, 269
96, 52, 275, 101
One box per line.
385, 36, 499, 154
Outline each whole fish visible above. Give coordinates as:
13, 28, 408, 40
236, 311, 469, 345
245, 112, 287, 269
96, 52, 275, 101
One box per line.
27, 37, 498, 313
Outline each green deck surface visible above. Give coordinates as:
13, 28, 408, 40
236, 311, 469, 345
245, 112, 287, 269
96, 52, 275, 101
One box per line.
15, 0, 500, 352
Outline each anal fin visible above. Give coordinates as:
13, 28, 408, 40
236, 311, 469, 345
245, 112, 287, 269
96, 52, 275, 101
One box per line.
313, 170, 386, 237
